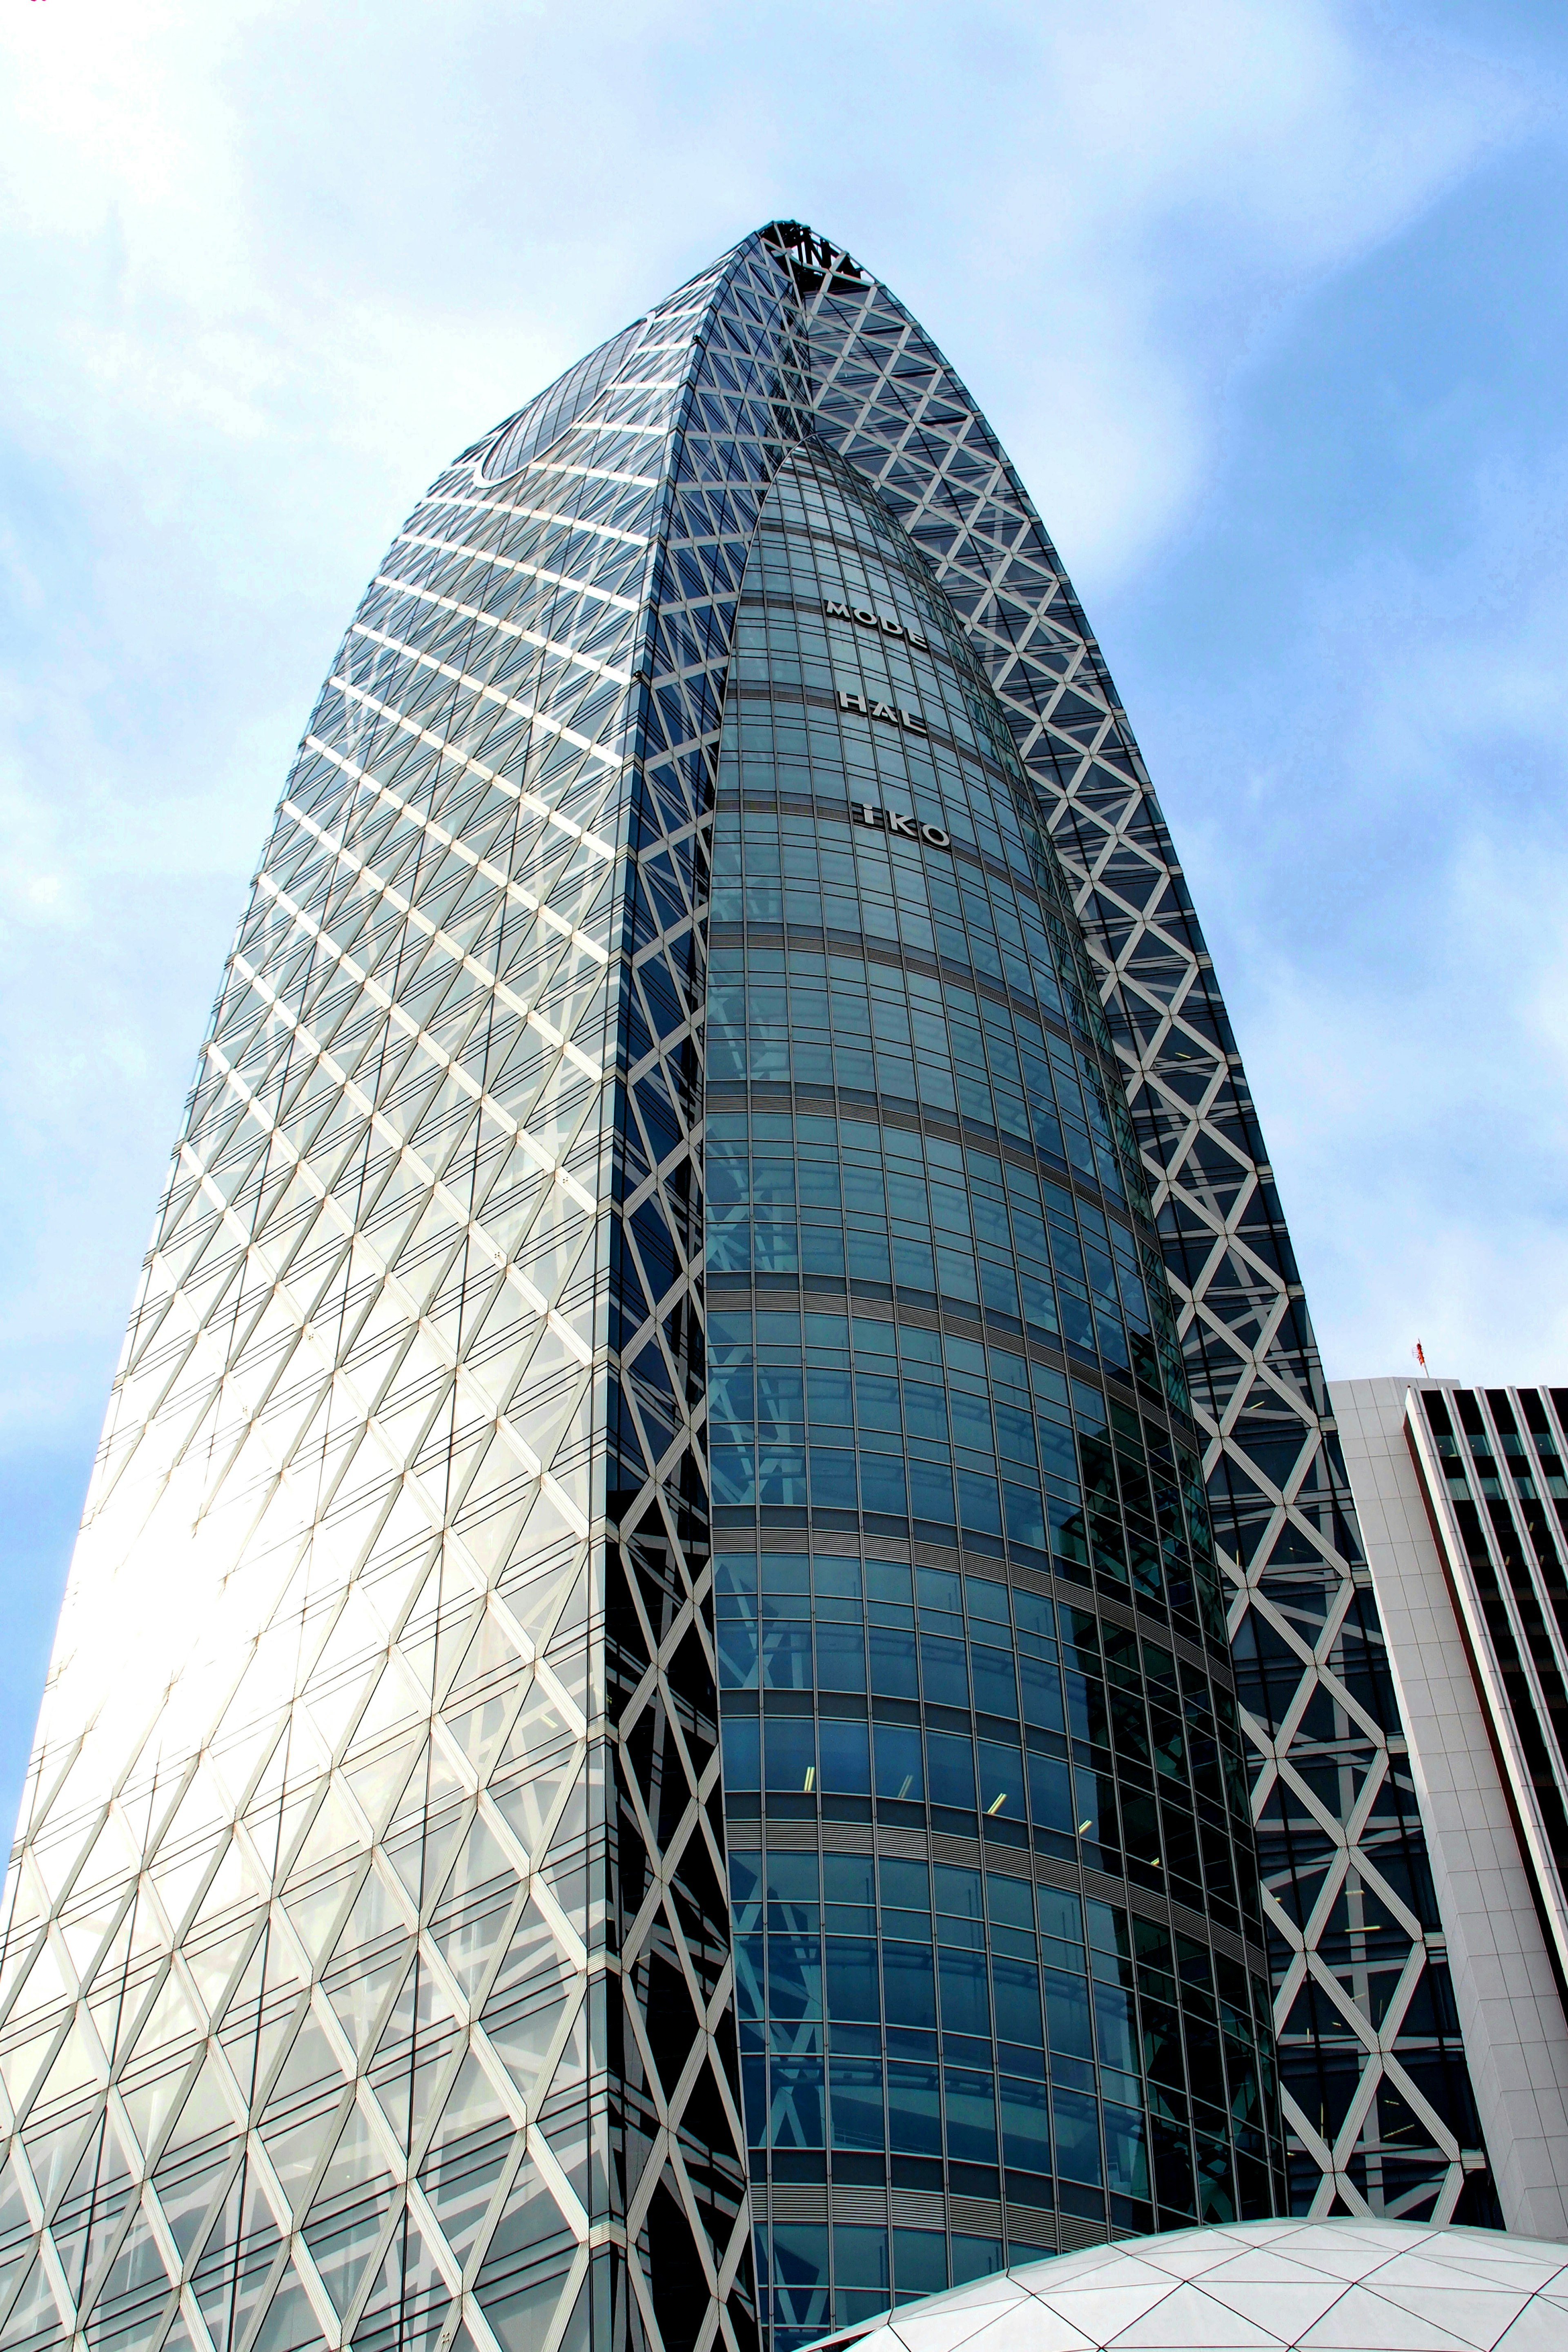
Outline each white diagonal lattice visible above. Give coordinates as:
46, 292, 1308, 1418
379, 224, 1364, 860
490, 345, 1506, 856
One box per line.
0, 241, 817, 2352
0, 224, 1495, 2352
785, 229, 1489, 2224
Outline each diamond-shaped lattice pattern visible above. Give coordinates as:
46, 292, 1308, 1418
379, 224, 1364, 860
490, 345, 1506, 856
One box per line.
776, 230, 1493, 2225
0, 223, 1492, 2352
0, 239, 815, 2352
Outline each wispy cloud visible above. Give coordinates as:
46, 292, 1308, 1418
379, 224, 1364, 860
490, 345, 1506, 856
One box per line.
1167, 438, 1568, 1380
0, 0, 1553, 1822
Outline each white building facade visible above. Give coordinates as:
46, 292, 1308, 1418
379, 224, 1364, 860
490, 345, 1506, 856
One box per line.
1333, 1376, 1568, 2239
805, 2216, 1568, 2352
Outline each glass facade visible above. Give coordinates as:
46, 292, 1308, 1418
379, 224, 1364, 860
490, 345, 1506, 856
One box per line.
1415, 1384, 1568, 1951
773, 237, 1496, 2231
0, 239, 803, 2352
0, 218, 1488, 2352
703, 443, 1279, 2345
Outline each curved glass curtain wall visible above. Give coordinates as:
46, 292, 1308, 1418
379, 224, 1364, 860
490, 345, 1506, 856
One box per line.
480, 316, 651, 485
704, 443, 1283, 2348
784, 237, 1493, 2227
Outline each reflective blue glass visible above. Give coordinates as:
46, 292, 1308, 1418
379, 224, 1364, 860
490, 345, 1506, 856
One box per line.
710, 439, 1280, 2336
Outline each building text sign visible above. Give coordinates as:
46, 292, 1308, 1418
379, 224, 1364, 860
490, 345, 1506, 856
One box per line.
823, 596, 931, 654
836, 686, 927, 735
851, 802, 951, 849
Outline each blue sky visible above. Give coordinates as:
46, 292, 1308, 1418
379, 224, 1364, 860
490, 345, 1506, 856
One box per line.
2, 0, 1566, 1831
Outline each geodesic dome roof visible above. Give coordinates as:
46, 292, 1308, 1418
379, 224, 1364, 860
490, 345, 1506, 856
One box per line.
815, 2218, 1568, 2352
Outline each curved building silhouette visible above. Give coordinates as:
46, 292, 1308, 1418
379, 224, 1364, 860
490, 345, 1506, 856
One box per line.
0, 226, 1489, 2352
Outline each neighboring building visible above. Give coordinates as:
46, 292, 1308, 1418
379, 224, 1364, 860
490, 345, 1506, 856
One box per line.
806, 2217, 1568, 2352
1334, 1376, 1568, 2240
0, 223, 1492, 2352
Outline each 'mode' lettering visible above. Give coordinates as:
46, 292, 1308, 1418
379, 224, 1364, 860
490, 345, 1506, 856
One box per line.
823, 595, 930, 654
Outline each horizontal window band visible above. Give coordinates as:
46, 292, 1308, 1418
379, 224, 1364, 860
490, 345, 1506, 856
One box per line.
732, 1786, 1235, 1890
720, 1802, 1262, 1976
707, 1532, 1229, 1696
724, 1689, 1234, 1805
713, 1591, 1224, 1697
703, 1488, 1217, 1664
702, 1269, 1188, 1446
714, 778, 1086, 971
729, 676, 1000, 784
702, 1071, 1160, 1265
754, 2160, 1118, 2236
757, 2176, 1065, 2244
706, 907, 1133, 1110
750, 2169, 1156, 2248
723, 598, 1113, 807
734, 577, 1082, 780
719, 1580, 1232, 1712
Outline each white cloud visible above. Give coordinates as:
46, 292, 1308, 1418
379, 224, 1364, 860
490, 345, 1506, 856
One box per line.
1177, 457, 1568, 1384
0, 1, 1542, 1447
970, 2, 1527, 585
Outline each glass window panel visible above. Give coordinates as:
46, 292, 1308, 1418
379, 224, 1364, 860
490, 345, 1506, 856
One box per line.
833, 2223, 890, 2290
886, 2066, 942, 2156
976, 1740, 1025, 1821
869, 1630, 919, 1697
986, 1872, 1035, 1931
728, 1848, 762, 1921
813, 1553, 862, 1599
926, 1732, 977, 1812
767, 1937, 822, 2026
971, 1646, 1020, 1718
938, 1948, 991, 2040
762, 1626, 813, 1691
992, 1956, 1044, 2048
874, 1724, 924, 1803
1020, 1657, 1065, 1732
718, 1618, 760, 1690
1045, 1969, 1095, 2061
951, 2234, 1004, 2286
1052, 2085, 1103, 2186
817, 1717, 871, 1797
772, 2220, 830, 2329
933, 1865, 983, 1920
766, 1851, 820, 1911
893, 2228, 948, 2299
816, 1624, 867, 1691
1034, 1882, 1086, 1938
1094, 1981, 1137, 2075
882, 1944, 937, 2033
824, 1852, 876, 1909
919, 1636, 969, 1707
879, 1856, 931, 1913
1000, 2074, 1052, 2175
721, 1717, 759, 1791
1105, 2104, 1149, 2202
829, 2060, 886, 2154
824, 1939, 880, 2022
768, 2058, 825, 2149
942, 2066, 998, 2164
765, 1716, 816, 1793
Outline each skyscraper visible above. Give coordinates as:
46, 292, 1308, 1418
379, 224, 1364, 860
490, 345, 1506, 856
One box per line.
0, 224, 1488, 2352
